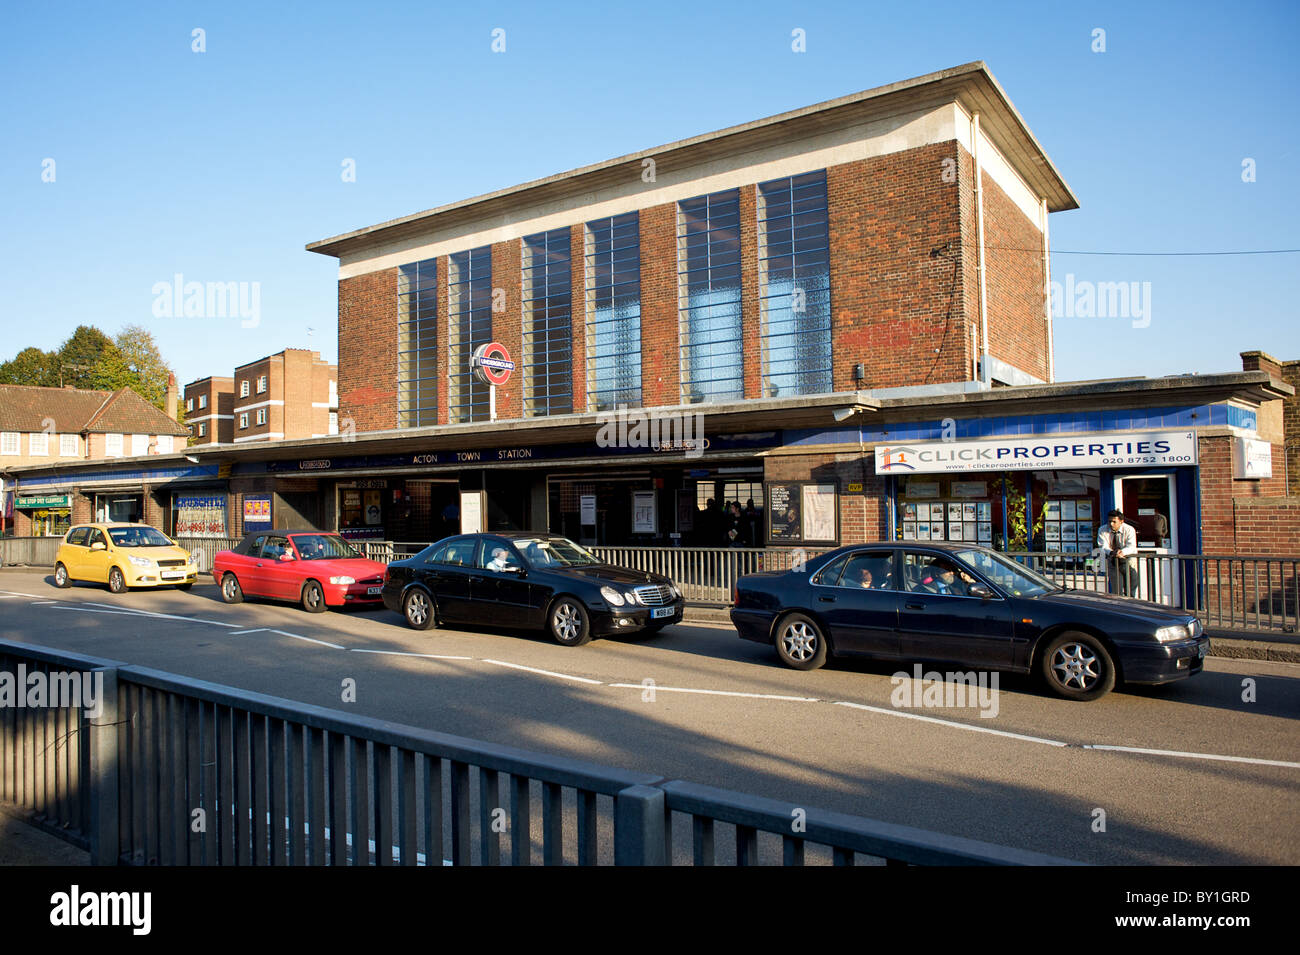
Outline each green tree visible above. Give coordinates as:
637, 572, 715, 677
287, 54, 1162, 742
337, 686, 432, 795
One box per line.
57, 325, 118, 387
111, 324, 174, 409
0, 346, 58, 386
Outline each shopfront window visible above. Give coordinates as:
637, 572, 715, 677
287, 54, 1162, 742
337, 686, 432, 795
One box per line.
896, 475, 1003, 550
1028, 471, 1101, 555
95, 494, 142, 524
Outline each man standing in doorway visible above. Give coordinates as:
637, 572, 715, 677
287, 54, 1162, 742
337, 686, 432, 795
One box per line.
1097, 509, 1138, 597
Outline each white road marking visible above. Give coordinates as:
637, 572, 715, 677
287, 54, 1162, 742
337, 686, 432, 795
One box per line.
29, 601, 57, 605
482, 659, 603, 685
83, 602, 242, 628
230, 629, 270, 635
1083, 744, 1300, 770
0, 594, 24, 599
350, 649, 473, 661
609, 683, 818, 702
49, 607, 157, 617
270, 629, 345, 650
833, 701, 1069, 747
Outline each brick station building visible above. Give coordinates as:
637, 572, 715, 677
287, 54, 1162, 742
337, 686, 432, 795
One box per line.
3, 63, 1295, 581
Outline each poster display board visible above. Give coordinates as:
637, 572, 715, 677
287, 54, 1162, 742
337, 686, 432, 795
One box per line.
765, 482, 838, 544
173, 494, 227, 536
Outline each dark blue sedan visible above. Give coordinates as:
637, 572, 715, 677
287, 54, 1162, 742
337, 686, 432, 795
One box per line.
731, 543, 1208, 700
382, 533, 684, 646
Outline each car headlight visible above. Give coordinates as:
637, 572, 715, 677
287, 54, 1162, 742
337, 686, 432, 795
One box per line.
128, 555, 152, 568
669, 583, 681, 599
1188, 618, 1203, 637
600, 586, 625, 606
1154, 625, 1189, 642
625, 588, 644, 605
187, 552, 197, 564
329, 576, 356, 585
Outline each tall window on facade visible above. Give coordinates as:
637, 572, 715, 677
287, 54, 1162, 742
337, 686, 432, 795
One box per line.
521, 228, 573, 416
398, 257, 438, 427
678, 189, 743, 404
448, 247, 493, 423
757, 170, 832, 397
585, 213, 642, 411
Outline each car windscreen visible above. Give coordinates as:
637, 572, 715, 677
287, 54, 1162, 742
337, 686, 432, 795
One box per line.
108, 527, 174, 548
955, 548, 1058, 597
514, 538, 601, 568
291, 535, 364, 560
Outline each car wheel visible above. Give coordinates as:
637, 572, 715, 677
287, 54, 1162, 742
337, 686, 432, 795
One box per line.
774, 613, 828, 671
549, 597, 591, 647
54, 563, 71, 588
220, 573, 243, 604
1041, 631, 1116, 701
403, 588, 436, 631
108, 567, 127, 594
301, 580, 327, 614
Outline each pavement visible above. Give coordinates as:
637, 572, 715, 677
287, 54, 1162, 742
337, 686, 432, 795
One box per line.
0, 807, 90, 866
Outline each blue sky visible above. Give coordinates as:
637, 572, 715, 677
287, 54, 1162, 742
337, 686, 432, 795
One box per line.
1, 0, 1296, 387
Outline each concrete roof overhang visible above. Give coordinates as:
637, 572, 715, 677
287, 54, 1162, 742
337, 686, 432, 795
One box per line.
306, 61, 1078, 262
4, 372, 1289, 480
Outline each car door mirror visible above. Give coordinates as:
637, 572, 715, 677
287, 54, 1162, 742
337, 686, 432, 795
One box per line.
968, 584, 994, 600
91, 542, 106, 551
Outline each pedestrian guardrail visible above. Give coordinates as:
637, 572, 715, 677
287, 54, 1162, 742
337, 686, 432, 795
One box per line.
9, 534, 1296, 633
1007, 551, 1300, 634
0, 639, 1078, 866
0, 536, 61, 568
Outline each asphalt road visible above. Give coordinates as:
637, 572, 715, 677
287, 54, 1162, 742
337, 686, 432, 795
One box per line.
1, 572, 1297, 865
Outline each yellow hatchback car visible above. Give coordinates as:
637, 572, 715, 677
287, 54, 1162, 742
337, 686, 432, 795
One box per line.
54, 523, 199, 593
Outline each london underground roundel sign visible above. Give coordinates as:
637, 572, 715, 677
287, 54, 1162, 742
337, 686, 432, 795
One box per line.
471, 342, 514, 386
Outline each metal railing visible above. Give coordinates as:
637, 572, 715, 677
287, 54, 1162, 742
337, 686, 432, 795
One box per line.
12, 533, 1298, 634
591, 546, 829, 605
0, 536, 62, 567
1008, 551, 1300, 634
0, 638, 1076, 866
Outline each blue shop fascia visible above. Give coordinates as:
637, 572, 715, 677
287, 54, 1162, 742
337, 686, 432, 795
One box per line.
776, 373, 1283, 556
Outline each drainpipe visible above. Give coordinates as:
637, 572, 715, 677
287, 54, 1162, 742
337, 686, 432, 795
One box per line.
972, 113, 990, 387
1042, 197, 1054, 383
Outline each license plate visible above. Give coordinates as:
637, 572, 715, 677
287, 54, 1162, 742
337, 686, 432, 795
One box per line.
651, 607, 674, 619
162, 572, 185, 580
367, 587, 383, 595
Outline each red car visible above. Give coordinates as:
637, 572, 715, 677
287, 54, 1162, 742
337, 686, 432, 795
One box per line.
213, 531, 388, 613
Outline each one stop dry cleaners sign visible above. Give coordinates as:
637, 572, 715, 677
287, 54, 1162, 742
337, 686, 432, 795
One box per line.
875, 431, 1197, 474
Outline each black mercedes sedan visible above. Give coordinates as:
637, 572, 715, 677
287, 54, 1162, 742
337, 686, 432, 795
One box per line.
731, 543, 1209, 700
382, 533, 684, 645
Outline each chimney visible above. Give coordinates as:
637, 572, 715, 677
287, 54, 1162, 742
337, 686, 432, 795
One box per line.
166, 373, 179, 420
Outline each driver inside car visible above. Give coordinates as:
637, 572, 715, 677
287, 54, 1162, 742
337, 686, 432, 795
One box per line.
486, 547, 513, 572
920, 560, 974, 596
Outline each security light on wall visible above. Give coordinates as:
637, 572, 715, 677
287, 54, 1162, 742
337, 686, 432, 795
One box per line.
832, 407, 857, 423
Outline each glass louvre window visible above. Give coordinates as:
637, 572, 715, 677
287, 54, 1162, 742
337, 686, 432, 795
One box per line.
447, 247, 493, 423
585, 213, 642, 411
678, 189, 743, 404
521, 228, 573, 417
757, 170, 832, 397
398, 258, 439, 427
